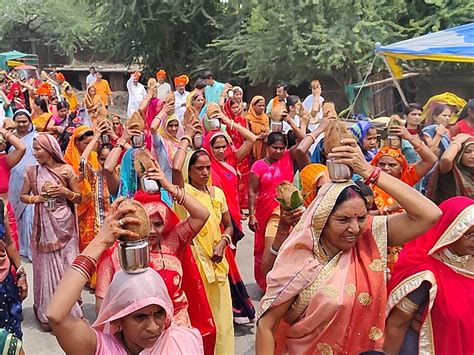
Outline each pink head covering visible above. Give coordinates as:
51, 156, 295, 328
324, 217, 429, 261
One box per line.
34, 133, 66, 164
93, 268, 203, 354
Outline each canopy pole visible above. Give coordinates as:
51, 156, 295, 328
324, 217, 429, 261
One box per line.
381, 55, 408, 106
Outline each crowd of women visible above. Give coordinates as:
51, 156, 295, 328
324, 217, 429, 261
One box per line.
0, 68, 472, 354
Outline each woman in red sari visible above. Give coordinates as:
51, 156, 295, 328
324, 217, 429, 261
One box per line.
385, 197, 474, 355
96, 164, 216, 354
223, 98, 251, 211
7, 83, 26, 113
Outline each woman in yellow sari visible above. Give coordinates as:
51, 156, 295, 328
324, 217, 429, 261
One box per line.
31, 97, 52, 132
173, 123, 234, 355
64, 126, 99, 253
83, 86, 106, 128
246, 96, 269, 161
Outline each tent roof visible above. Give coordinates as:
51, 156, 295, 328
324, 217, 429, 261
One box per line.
375, 23, 474, 63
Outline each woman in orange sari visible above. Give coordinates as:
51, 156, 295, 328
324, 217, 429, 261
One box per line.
64, 126, 99, 252
245, 96, 269, 161
256, 138, 441, 354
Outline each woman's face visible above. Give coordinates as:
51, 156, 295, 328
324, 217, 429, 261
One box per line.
120, 304, 167, 350
13, 88, 20, 96
362, 127, 378, 151
57, 107, 68, 119
14, 114, 30, 134
233, 90, 242, 103
32, 140, 51, 165
460, 144, 474, 168
98, 147, 111, 168
148, 214, 165, 248
166, 120, 179, 138
377, 156, 402, 179
189, 154, 211, 186
267, 141, 286, 161
321, 196, 368, 251
253, 99, 265, 115
51, 97, 58, 105
211, 136, 228, 162
193, 95, 205, 110
405, 109, 422, 127
433, 108, 451, 126
448, 226, 474, 257
230, 102, 240, 116
77, 134, 94, 154
88, 87, 96, 96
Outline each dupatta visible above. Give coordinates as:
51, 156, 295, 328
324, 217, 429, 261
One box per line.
350, 121, 378, 162
157, 114, 183, 167
387, 197, 474, 355
245, 96, 269, 160
259, 181, 388, 354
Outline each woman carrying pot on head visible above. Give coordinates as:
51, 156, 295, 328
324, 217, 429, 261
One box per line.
248, 129, 305, 291
173, 136, 235, 355
46, 198, 204, 355
385, 197, 474, 355
9, 110, 37, 259
96, 164, 216, 354
256, 138, 441, 354
20, 133, 83, 331
427, 134, 473, 205
350, 121, 379, 162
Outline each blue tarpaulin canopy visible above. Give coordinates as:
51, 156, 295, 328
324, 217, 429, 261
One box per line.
0, 50, 39, 70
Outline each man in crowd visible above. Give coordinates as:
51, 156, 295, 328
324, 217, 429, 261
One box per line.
93, 71, 113, 108
85, 67, 97, 88
266, 82, 289, 118
173, 74, 190, 121
203, 70, 226, 104
156, 69, 172, 100
126, 71, 147, 117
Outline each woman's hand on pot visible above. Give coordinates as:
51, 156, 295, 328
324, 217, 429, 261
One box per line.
328, 138, 373, 178
388, 125, 412, 140
46, 185, 71, 199
211, 239, 227, 263
143, 161, 173, 190
280, 207, 304, 227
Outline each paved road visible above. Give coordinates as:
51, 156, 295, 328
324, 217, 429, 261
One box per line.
21, 221, 260, 354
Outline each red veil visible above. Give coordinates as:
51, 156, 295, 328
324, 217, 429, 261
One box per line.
388, 197, 474, 354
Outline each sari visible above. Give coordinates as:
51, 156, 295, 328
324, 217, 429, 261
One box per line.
387, 197, 474, 354
223, 99, 251, 209
154, 114, 183, 182
350, 121, 378, 162
259, 181, 388, 354
83, 89, 106, 127
64, 126, 99, 252
427, 140, 474, 205
93, 269, 204, 355
250, 150, 294, 290
25, 134, 82, 327
245, 96, 269, 161
32, 111, 53, 132
144, 97, 164, 151
96, 190, 216, 354
8, 116, 37, 259
63, 90, 78, 111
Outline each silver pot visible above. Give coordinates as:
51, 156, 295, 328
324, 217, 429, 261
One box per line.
140, 177, 160, 194
101, 134, 110, 144
208, 118, 220, 130
118, 240, 150, 273
45, 198, 57, 211
193, 133, 203, 149
327, 160, 352, 182
131, 132, 145, 148
387, 135, 401, 149
271, 121, 283, 133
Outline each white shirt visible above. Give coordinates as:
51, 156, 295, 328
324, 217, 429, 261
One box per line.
126, 77, 147, 117
156, 82, 172, 100
174, 90, 189, 121
86, 73, 97, 87
302, 94, 324, 124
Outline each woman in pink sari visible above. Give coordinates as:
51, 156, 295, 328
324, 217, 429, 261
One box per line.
385, 197, 474, 354
20, 133, 83, 331
47, 198, 203, 355
256, 138, 441, 354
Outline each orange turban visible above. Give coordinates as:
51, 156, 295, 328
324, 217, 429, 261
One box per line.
156, 70, 167, 79
37, 83, 52, 96
174, 75, 189, 86
55, 72, 65, 81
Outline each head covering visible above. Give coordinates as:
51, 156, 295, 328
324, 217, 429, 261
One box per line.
232, 86, 243, 94
12, 108, 31, 121
300, 163, 329, 207
371, 147, 408, 173
158, 114, 183, 166
246, 96, 268, 125
174, 75, 189, 87
421, 92, 466, 124
7, 83, 25, 107
55, 72, 65, 82
36, 82, 52, 96
156, 70, 167, 79
34, 133, 66, 164
245, 96, 269, 159
350, 121, 378, 161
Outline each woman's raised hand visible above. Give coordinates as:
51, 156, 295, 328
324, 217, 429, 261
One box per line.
328, 138, 373, 178
143, 160, 173, 191
95, 197, 141, 247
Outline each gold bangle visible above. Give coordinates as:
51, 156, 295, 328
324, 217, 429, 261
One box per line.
221, 234, 232, 245
396, 297, 419, 315
28, 195, 35, 204
68, 191, 75, 200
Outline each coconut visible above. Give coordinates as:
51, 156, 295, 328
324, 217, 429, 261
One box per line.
183, 107, 199, 128
276, 181, 304, 211
2, 119, 16, 130
147, 78, 157, 89
322, 102, 338, 120
323, 119, 352, 156
207, 103, 221, 118
127, 111, 145, 131
118, 199, 151, 241
133, 149, 156, 177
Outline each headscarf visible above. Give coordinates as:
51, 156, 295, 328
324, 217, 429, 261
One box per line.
36, 83, 52, 97
8, 83, 26, 110
114, 148, 138, 201
350, 121, 378, 162
421, 92, 466, 124
300, 163, 329, 207
245, 96, 269, 159
387, 197, 474, 355
34, 133, 66, 164
92, 268, 203, 354
371, 147, 408, 173
64, 125, 99, 197
158, 114, 183, 166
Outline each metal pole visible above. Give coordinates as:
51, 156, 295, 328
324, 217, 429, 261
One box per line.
381, 55, 408, 106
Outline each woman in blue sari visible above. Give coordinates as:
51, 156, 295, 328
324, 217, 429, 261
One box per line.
8, 109, 37, 260
422, 104, 451, 157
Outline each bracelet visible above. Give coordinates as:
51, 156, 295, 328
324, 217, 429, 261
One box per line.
221, 234, 232, 245
71, 254, 98, 281
269, 245, 279, 256
28, 195, 35, 204
180, 135, 192, 144
114, 142, 125, 150
305, 133, 316, 144
364, 167, 381, 185
68, 191, 76, 201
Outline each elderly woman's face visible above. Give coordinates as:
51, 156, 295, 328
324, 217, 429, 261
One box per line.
460, 144, 474, 169
120, 304, 166, 350
321, 196, 368, 251
32, 140, 51, 165
377, 156, 402, 179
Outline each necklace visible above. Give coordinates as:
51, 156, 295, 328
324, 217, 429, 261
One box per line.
318, 239, 340, 264
442, 248, 472, 268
